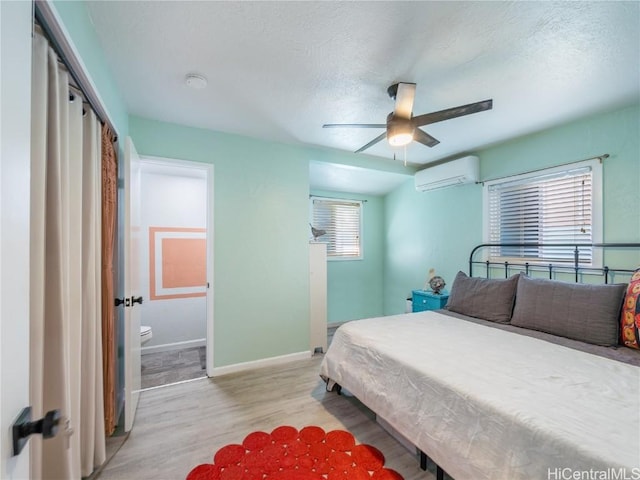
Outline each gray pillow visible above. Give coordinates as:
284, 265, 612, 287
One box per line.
510, 275, 626, 346
446, 271, 519, 323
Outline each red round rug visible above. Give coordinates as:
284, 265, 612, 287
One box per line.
186, 425, 404, 480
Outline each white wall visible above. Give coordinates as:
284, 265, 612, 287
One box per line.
140, 163, 207, 352
0, 1, 32, 477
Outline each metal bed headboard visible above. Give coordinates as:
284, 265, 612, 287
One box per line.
469, 243, 640, 283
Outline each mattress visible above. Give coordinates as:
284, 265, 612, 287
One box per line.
319, 310, 640, 480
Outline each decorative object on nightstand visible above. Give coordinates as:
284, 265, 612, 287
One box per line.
424, 268, 446, 294
412, 289, 449, 312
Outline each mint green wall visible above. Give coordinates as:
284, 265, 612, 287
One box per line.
129, 116, 313, 366
311, 190, 385, 324
384, 104, 640, 315
384, 179, 483, 315
51, 1, 129, 138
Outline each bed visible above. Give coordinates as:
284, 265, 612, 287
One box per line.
320, 243, 640, 480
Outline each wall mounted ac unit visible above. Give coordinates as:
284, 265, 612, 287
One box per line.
414, 155, 479, 192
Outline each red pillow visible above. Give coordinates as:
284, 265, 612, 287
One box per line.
621, 268, 640, 349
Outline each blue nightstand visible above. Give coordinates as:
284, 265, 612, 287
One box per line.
412, 290, 449, 312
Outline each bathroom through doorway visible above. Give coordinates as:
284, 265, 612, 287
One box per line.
137, 157, 214, 389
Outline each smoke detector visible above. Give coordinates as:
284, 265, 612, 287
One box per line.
185, 74, 207, 89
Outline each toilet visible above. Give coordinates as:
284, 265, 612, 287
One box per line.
140, 325, 153, 345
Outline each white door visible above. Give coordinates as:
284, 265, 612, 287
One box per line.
124, 137, 142, 432
1, 1, 32, 477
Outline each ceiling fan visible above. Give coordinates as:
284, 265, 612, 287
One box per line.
323, 82, 493, 153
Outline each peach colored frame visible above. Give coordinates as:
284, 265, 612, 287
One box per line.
149, 227, 207, 300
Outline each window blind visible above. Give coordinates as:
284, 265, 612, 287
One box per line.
487, 166, 593, 263
311, 198, 362, 258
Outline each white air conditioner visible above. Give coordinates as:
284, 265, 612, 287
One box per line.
414, 155, 479, 192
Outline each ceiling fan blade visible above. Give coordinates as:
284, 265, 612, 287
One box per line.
414, 128, 440, 148
412, 99, 493, 127
393, 82, 416, 119
323, 123, 386, 128
355, 132, 387, 153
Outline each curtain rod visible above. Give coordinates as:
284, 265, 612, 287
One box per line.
34, 2, 119, 142
477, 153, 609, 185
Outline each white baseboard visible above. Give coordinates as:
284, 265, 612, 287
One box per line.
142, 338, 206, 355
210, 351, 311, 377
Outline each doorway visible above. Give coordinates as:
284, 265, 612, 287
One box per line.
137, 157, 214, 389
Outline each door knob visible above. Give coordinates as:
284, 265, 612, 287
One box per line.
12, 407, 60, 456
131, 296, 143, 305
114, 297, 125, 307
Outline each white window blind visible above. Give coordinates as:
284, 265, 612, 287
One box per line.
311, 197, 362, 259
486, 164, 597, 264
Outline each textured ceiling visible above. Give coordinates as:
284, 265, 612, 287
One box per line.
86, 1, 639, 174
309, 161, 410, 196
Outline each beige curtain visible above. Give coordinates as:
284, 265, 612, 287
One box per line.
101, 125, 118, 436
81, 103, 107, 476
30, 30, 106, 479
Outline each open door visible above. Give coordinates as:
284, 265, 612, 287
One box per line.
123, 137, 142, 432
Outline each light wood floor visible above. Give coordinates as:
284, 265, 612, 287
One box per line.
97, 355, 447, 480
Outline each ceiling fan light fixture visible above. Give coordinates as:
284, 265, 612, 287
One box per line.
387, 123, 414, 147
388, 132, 413, 147
325, 82, 492, 155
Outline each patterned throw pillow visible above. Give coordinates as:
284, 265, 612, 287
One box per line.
621, 268, 640, 349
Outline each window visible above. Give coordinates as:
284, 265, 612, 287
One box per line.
483, 160, 602, 266
310, 197, 362, 260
